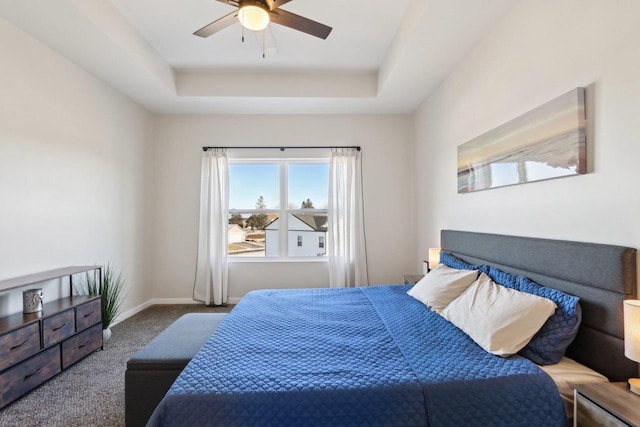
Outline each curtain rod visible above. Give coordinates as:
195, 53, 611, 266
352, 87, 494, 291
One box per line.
202, 146, 361, 152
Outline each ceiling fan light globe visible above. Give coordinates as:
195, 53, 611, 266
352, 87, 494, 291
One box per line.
238, 5, 270, 32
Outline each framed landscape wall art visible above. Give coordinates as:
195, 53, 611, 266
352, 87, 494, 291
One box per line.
457, 88, 586, 193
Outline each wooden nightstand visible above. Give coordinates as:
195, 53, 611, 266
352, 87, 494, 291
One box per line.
403, 275, 424, 284
574, 382, 640, 426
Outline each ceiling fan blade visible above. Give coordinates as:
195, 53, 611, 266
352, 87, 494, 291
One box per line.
270, 9, 332, 39
264, 0, 294, 11
194, 11, 238, 38
253, 25, 278, 57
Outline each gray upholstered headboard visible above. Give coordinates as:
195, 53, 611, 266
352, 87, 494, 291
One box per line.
440, 229, 637, 382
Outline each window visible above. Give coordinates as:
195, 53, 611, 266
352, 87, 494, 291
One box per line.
228, 159, 328, 259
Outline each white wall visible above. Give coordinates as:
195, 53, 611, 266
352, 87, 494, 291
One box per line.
13, 0, 639, 312
150, 115, 415, 302
0, 17, 154, 316
413, 0, 640, 290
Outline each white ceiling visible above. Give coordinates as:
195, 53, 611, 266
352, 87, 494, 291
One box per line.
0, 0, 519, 114
111, 0, 409, 72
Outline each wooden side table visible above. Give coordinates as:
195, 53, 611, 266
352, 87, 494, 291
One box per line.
574, 382, 640, 426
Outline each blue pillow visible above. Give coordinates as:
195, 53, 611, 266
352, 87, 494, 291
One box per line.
439, 252, 489, 274
515, 276, 581, 365
487, 266, 518, 290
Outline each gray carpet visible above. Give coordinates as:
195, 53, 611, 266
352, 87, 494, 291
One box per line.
0, 304, 233, 427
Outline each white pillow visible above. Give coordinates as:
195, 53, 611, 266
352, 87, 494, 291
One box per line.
407, 264, 478, 313
441, 273, 557, 356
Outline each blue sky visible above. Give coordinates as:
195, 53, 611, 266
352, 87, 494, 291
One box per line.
229, 163, 329, 210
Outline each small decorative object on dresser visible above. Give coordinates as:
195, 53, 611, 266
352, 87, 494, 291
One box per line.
22, 288, 43, 313
573, 382, 640, 427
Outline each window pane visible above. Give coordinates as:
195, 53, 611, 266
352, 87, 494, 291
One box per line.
228, 213, 278, 257
287, 213, 327, 257
287, 164, 329, 209
228, 161, 330, 260
229, 164, 279, 210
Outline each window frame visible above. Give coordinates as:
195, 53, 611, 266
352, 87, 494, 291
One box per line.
228, 157, 329, 263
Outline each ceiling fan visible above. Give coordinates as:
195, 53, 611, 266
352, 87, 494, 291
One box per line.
194, 0, 332, 56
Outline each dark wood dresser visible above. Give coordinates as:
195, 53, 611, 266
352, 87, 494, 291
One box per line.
0, 267, 103, 408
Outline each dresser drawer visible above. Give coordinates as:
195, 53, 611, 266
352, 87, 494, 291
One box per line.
0, 346, 61, 408
42, 309, 75, 348
76, 298, 101, 331
0, 322, 41, 372
62, 323, 102, 369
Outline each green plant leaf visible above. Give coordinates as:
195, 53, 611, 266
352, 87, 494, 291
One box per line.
78, 263, 126, 330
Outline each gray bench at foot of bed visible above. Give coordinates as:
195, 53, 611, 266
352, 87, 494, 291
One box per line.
125, 312, 228, 427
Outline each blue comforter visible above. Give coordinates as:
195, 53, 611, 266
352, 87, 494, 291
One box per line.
148, 285, 566, 426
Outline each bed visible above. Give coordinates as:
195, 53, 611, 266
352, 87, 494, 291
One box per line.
148, 230, 637, 426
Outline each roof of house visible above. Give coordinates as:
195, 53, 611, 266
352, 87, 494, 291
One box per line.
293, 214, 328, 232
228, 224, 245, 233
265, 213, 328, 232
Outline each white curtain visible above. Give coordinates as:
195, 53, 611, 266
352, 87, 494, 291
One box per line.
328, 148, 369, 288
193, 149, 229, 305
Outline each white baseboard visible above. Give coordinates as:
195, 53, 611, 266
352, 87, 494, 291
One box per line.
110, 297, 242, 327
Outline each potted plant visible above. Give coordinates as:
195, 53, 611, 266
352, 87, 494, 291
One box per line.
78, 264, 126, 341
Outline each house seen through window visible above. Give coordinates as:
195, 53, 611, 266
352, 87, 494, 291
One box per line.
228, 160, 329, 259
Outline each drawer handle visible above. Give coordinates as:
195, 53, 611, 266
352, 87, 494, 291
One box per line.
52, 323, 67, 332
78, 341, 91, 349
24, 368, 42, 380
83, 312, 94, 318
10, 339, 30, 350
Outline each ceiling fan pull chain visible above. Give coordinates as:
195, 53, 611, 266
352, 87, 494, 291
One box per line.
241, 9, 245, 43
262, 29, 266, 58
